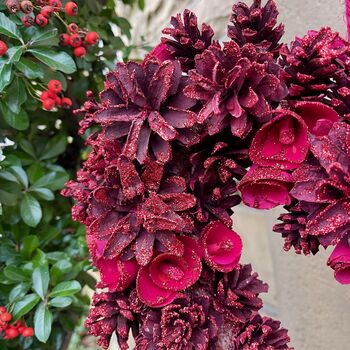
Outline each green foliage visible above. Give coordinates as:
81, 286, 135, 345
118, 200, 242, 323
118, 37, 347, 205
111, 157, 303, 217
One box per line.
0, 0, 146, 348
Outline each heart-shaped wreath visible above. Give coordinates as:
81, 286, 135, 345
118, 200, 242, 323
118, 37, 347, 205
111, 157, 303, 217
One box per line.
62, 1, 350, 349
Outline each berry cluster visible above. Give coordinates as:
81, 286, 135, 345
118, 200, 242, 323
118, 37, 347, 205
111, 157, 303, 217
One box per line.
40, 79, 72, 111
59, 25, 99, 58
5, 0, 76, 27
0, 307, 34, 340
5, 1, 99, 58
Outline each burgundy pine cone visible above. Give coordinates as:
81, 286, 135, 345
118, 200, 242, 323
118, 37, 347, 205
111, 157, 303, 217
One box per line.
212, 264, 269, 323
228, 0, 284, 53
161, 9, 215, 72
273, 202, 321, 255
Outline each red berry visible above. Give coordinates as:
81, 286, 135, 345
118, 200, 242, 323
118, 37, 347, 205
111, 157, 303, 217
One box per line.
0, 307, 6, 313
36, 0, 46, 5
40, 91, 50, 101
48, 0, 61, 10
68, 23, 79, 34
42, 98, 55, 111
48, 79, 62, 94
35, 14, 48, 27
20, 0, 33, 13
69, 34, 82, 48
6, 0, 20, 14
22, 327, 34, 337
64, 1, 78, 16
59, 33, 70, 46
0, 41, 7, 57
4, 327, 19, 339
73, 46, 86, 57
54, 95, 61, 106
85, 31, 99, 46
40, 5, 53, 17
0, 312, 12, 322
21, 14, 34, 27
61, 97, 72, 109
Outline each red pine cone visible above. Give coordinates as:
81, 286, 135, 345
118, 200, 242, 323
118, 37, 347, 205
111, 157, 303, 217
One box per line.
228, 0, 284, 53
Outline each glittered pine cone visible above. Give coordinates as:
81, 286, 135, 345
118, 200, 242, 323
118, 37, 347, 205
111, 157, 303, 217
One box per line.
84, 291, 134, 350
185, 41, 288, 138
290, 122, 350, 248
233, 314, 293, 350
212, 264, 268, 323
273, 202, 321, 255
83, 58, 199, 165
228, 0, 284, 53
159, 9, 215, 72
136, 294, 223, 350
280, 27, 350, 103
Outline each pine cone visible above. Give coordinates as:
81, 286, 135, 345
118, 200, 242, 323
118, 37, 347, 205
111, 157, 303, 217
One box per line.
273, 202, 321, 255
228, 0, 284, 52
290, 122, 350, 248
280, 27, 350, 103
185, 41, 288, 138
233, 314, 293, 350
161, 9, 215, 72
213, 264, 268, 323
136, 294, 223, 350
84, 291, 134, 350
80, 59, 199, 165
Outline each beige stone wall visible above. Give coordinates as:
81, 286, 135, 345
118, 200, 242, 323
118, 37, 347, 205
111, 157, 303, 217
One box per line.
111, 1, 350, 349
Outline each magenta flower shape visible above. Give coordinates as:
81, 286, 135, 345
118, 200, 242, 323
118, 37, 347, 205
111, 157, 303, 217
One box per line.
249, 110, 309, 170
98, 258, 139, 292
294, 101, 339, 136
201, 221, 242, 272
86, 234, 139, 291
327, 235, 350, 284
238, 165, 294, 209
136, 236, 202, 307
185, 41, 287, 137
92, 59, 198, 165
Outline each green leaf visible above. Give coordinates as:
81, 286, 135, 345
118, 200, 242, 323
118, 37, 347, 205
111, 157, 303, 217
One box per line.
7, 77, 27, 114
138, 0, 145, 10
21, 235, 39, 259
114, 16, 132, 40
0, 63, 12, 92
30, 188, 55, 201
19, 139, 36, 158
9, 283, 30, 303
3, 266, 30, 282
39, 135, 67, 160
0, 170, 18, 183
28, 49, 77, 74
11, 293, 40, 320
20, 193, 42, 227
32, 265, 49, 299
50, 281, 81, 298
6, 46, 23, 64
9, 165, 29, 188
34, 302, 52, 343
32, 171, 69, 191
0, 103, 29, 130
0, 12, 23, 42
16, 58, 44, 80
31, 28, 58, 46
48, 296, 72, 308
0, 179, 21, 206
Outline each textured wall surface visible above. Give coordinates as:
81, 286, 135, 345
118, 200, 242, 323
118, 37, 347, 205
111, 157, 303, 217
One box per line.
111, 1, 350, 349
